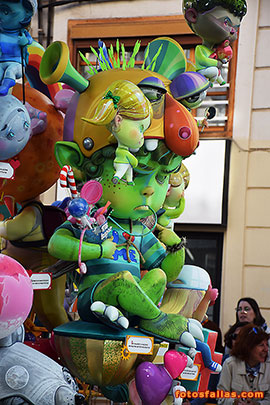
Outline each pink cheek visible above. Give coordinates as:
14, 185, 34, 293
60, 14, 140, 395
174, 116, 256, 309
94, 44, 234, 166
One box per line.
130, 129, 140, 139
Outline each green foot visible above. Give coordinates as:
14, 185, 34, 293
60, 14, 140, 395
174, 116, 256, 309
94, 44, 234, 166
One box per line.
91, 301, 129, 330
139, 312, 196, 347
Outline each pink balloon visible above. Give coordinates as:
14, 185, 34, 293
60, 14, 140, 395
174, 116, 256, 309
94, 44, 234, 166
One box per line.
164, 350, 188, 379
0, 254, 33, 339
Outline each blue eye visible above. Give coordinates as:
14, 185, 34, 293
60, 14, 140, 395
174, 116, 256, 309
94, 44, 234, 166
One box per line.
7, 131, 15, 140
224, 17, 231, 26
0, 7, 10, 15
23, 121, 30, 129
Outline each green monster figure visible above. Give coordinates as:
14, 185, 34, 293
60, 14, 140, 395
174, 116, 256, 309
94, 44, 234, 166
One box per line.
48, 142, 203, 346
182, 0, 247, 85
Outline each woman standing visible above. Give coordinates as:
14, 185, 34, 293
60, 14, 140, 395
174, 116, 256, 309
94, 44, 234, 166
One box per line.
217, 324, 270, 405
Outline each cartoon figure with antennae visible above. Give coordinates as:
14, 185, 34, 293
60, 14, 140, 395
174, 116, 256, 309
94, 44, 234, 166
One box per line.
82, 80, 153, 185
0, 0, 37, 96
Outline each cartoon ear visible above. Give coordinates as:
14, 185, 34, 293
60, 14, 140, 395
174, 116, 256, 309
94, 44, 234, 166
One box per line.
184, 8, 198, 24
114, 114, 123, 128
54, 141, 85, 174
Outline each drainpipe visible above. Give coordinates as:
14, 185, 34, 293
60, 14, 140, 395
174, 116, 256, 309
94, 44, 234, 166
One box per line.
37, 0, 45, 46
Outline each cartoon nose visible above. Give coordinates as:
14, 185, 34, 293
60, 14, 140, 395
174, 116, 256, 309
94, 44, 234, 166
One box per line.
141, 186, 154, 197
164, 94, 199, 156
230, 28, 236, 35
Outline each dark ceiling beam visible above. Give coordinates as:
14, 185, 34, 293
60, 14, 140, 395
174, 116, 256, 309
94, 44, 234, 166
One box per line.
37, 0, 125, 47
39, 0, 126, 8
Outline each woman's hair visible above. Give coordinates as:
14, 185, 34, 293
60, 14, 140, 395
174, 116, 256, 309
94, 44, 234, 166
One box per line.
83, 80, 153, 126
235, 297, 266, 326
224, 321, 249, 350
231, 323, 269, 362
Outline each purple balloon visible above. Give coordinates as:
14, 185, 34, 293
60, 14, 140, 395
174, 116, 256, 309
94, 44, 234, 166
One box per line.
135, 362, 173, 405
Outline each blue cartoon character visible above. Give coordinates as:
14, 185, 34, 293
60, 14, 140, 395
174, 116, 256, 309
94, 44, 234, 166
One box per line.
0, 0, 37, 96
0, 95, 31, 160
0, 94, 48, 161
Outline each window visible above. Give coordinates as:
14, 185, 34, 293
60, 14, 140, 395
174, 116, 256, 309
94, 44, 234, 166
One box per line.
175, 231, 224, 324
68, 15, 238, 139
174, 139, 230, 227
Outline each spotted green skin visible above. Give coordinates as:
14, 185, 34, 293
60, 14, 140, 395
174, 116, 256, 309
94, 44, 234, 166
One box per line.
49, 147, 189, 342
98, 152, 182, 220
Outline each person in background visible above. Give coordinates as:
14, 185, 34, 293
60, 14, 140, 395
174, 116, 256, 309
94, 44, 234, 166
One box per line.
217, 324, 270, 405
223, 321, 249, 362
202, 314, 224, 354
235, 298, 269, 332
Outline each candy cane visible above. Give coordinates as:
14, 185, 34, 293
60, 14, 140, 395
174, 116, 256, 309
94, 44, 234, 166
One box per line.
59, 165, 79, 198
59, 165, 71, 188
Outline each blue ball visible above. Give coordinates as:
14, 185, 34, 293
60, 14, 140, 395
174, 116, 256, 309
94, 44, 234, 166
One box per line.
68, 198, 89, 218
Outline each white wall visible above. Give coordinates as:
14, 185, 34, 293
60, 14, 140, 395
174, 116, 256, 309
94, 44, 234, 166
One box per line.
53, 0, 183, 43
221, 0, 270, 333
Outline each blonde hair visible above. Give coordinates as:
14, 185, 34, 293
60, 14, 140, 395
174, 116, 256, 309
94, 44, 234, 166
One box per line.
82, 80, 153, 126
160, 288, 205, 318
